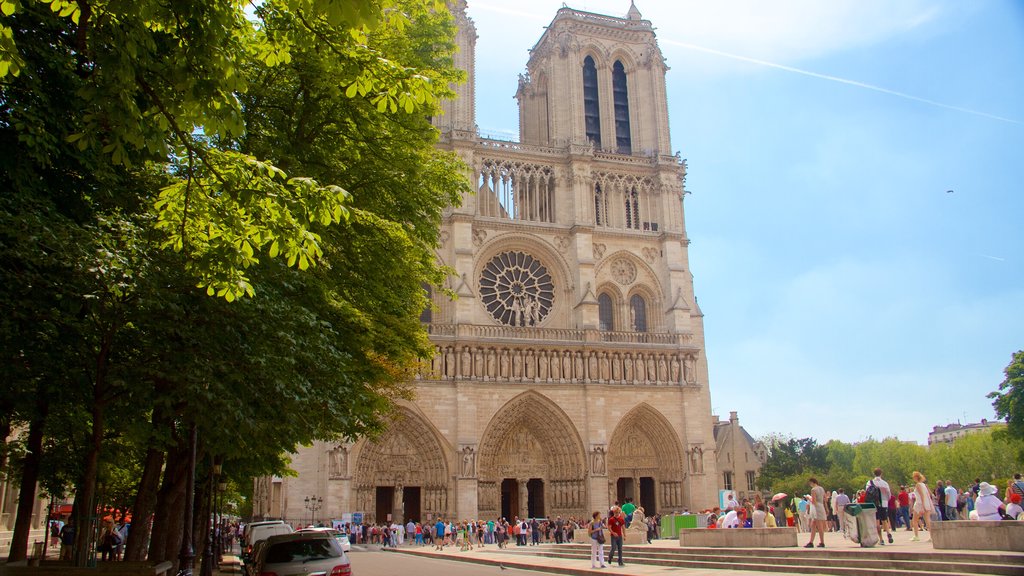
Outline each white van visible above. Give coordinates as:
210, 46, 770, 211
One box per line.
242, 521, 294, 565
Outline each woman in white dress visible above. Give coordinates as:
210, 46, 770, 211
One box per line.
911, 471, 934, 541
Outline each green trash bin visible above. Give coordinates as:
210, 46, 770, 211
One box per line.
843, 502, 879, 547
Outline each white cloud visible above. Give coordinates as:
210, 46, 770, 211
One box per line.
471, 0, 946, 63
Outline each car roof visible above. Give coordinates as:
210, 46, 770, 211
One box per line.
265, 531, 336, 545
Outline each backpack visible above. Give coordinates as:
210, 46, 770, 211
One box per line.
865, 480, 882, 505
1011, 481, 1024, 497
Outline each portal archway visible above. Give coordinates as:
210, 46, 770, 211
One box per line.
353, 405, 450, 524
607, 403, 686, 514
477, 391, 587, 519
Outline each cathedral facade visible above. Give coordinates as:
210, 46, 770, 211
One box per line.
254, 2, 720, 525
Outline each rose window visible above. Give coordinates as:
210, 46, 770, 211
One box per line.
479, 251, 554, 327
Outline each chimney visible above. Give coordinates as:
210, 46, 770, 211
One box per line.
729, 411, 738, 423
712, 415, 720, 424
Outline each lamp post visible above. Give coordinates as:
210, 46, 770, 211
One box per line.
199, 460, 221, 576
216, 481, 227, 565
303, 496, 323, 527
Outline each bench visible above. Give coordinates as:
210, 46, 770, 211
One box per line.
931, 520, 1024, 552
678, 527, 799, 548
0, 560, 174, 576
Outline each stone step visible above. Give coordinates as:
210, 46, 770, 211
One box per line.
523, 545, 1024, 576
554, 543, 1024, 565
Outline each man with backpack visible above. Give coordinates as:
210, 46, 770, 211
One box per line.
865, 468, 893, 545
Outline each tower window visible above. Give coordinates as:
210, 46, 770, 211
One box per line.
624, 187, 639, 229
629, 294, 647, 332
594, 183, 607, 226
583, 56, 601, 149
598, 293, 614, 331
612, 61, 631, 154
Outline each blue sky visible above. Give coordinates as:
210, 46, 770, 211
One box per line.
465, 1, 1024, 444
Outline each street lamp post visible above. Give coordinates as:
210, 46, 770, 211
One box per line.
303, 496, 323, 527
215, 481, 227, 565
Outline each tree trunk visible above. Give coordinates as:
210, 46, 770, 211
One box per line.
148, 433, 188, 571
5, 392, 48, 562
123, 446, 164, 561
73, 396, 104, 567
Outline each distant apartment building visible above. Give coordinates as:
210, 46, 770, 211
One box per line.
714, 412, 767, 502
928, 418, 1003, 445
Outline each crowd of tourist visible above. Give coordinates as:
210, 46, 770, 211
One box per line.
698, 470, 1024, 546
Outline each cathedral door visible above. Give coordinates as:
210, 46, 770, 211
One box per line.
501, 479, 519, 520
527, 478, 545, 518
403, 486, 422, 523
640, 477, 656, 515
375, 487, 394, 523
616, 477, 635, 504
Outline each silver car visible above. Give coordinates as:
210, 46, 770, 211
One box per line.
252, 532, 351, 576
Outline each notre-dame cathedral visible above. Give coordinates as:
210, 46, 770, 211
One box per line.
254, 1, 721, 525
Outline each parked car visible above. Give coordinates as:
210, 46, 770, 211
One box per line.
298, 526, 351, 553
251, 531, 351, 576
242, 520, 294, 569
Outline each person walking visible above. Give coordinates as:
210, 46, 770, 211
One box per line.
897, 486, 911, 530
910, 471, 934, 541
833, 489, 850, 536
944, 481, 959, 520
587, 511, 607, 569
58, 520, 75, 561
804, 478, 827, 548
866, 468, 893, 545
607, 506, 625, 567
434, 518, 446, 551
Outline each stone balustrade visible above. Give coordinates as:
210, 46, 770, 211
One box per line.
420, 342, 699, 386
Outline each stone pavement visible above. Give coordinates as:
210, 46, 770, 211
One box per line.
383, 530, 1024, 576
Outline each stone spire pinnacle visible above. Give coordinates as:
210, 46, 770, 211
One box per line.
626, 1, 642, 20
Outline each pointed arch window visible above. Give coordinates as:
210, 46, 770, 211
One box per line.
583, 56, 601, 148
624, 187, 640, 229
629, 294, 647, 332
598, 293, 614, 331
594, 182, 607, 226
612, 60, 631, 154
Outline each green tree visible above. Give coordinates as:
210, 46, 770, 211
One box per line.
989, 350, 1024, 441
1, 0, 465, 566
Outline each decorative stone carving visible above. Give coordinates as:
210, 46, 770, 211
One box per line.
590, 445, 607, 475
460, 445, 476, 477
439, 230, 449, 248
642, 247, 659, 263
670, 355, 681, 383
684, 354, 696, 383
486, 348, 497, 379
479, 251, 554, 327
472, 228, 487, 248
689, 445, 704, 474
593, 243, 606, 261
328, 444, 348, 479
555, 235, 570, 253
611, 257, 637, 285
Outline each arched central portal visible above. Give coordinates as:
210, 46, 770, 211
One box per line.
608, 403, 686, 515
477, 391, 587, 519
353, 405, 450, 524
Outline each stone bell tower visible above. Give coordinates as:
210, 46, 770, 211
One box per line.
516, 1, 672, 156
